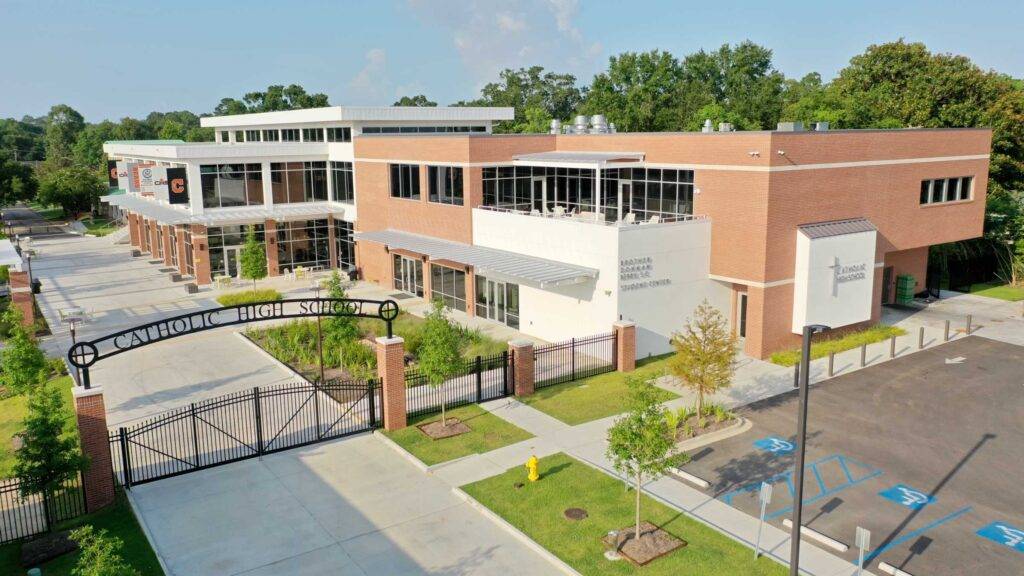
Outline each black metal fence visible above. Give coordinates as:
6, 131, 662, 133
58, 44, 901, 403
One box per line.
0, 474, 86, 545
534, 331, 617, 388
405, 352, 510, 417
109, 379, 382, 487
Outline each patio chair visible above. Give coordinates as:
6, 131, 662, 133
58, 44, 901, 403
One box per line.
648, 214, 661, 224
622, 212, 636, 224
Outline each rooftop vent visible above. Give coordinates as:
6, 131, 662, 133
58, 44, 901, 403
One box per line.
812, 121, 830, 132
718, 122, 734, 132
702, 119, 714, 133
550, 119, 562, 134
776, 121, 804, 132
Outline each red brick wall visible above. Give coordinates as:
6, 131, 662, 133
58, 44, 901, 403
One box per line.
191, 224, 212, 285
376, 337, 407, 430
265, 220, 280, 276
73, 388, 115, 512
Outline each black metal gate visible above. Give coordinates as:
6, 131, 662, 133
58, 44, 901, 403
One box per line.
109, 379, 382, 487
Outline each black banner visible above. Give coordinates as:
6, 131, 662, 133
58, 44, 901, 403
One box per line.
107, 160, 119, 188
166, 167, 189, 205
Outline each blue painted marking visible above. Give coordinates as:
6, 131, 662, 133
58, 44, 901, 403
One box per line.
878, 484, 936, 510
753, 436, 796, 455
812, 463, 827, 494
977, 522, 1024, 553
865, 506, 972, 562
838, 457, 855, 484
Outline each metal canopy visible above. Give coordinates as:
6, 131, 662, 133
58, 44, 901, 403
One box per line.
798, 218, 877, 239
511, 151, 644, 168
101, 195, 349, 226
101, 194, 191, 224
355, 229, 598, 288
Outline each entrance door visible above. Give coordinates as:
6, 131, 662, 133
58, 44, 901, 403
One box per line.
618, 181, 632, 222
393, 255, 423, 296
476, 277, 520, 329
738, 293, 748, 338
531, 177, 546, 212
881, 266, 894, 305
225, 247, 241, 278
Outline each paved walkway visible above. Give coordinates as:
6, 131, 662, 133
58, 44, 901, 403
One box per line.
131, 433, 560, 576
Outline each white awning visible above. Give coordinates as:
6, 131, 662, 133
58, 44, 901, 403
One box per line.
355, 229, 598, 289
0, 240, 23, 272
512, 151, 645, 169
101, 194, 191, 224
101, 194, 349, 226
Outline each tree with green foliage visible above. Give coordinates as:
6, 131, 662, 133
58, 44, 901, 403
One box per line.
71, 121, 119, 170
323, 270, 360, 342
111, 117, 154, 141
681, 42, 787, 129
606, 376, 674, 540
14, 384, 86, 529
418, 299, 463, 427
668, 300, 737, 427
214, 84, 330, 115
0, 149, 38, 206
393, 94, 437, 107
0, 306, 48, 395
38, 166, 105, 217
581, 50, 685, 132
43, 104, 85, 169
238, 225, 267, 293
457, 66, 582, 133
71, 525, 141, 576
0, 117, 46, 161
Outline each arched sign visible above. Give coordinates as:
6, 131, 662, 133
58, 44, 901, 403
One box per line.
68, 298, 400, 389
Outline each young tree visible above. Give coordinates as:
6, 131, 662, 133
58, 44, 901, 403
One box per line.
606, 376, 674, 541
43, 104, 85, 169
668, 300, 738, 427
323, 271, 360, 343
0, 307, 48, 395
238, 225, 267, 293
37, 167, 105, 217
418, 299, 463, 427
71, 526, 141, 576
13, 385, 86, 529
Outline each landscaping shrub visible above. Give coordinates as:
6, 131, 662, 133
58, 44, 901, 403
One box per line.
215, 289, 282, 307
769, 324, 907, 366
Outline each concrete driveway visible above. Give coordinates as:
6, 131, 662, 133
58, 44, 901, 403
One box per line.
130, 433, 558, 576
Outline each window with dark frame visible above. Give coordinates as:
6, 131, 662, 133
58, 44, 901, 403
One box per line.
920, 176, 972, 205
327, 127, 351, 142
234, 130, 244, 143
427, 166, 464, 205
262, 129, 280, 142
270, 162, 328, 203
219, 131, 229, 143
244, 130, 261, 142
330, 161, 354, 202
334, 219, 355, 270
200, 163, 264, 208
429, 264, 467, 312
276, 219, 330, 274
389, 164, 421, 199
281, 129, 300, 142
302, 128, 324, 142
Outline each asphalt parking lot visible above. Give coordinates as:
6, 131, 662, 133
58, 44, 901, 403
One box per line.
681, 336, 1024, 575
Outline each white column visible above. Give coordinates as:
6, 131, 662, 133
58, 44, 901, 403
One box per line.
186, 163, 204, 216
262, 162, 273, 209
325, 160, 334, 202
595, 166, 602, 222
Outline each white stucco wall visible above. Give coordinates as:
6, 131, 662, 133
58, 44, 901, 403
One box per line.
792, 230, 877, 333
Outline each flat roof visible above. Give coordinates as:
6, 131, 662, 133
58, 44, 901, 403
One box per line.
201, 106, 515, 128
355, 229, 598, 288
798, 218, 877, 239
512, 151, 645, 168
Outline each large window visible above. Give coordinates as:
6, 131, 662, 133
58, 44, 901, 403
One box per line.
430, 264, 466, 312
262, 129, 279, 142
920, 176, 972, 205
201, 163, 264, 208
270, 162, 328, 203
327, 127, 351, 142
277, 219, 330, 273
281, 129, 300, 142
181, 225, 194, 275
219, 131, 229, 143
389, 164, 420, 199
393, 255, 423, 296
334, 219, 355, 270
615, 168, 695, 221
363, 125, 487, 134
209, 225, 265, 277
234, 130, 244, 143
427, 166, 464, 205
330, 161, 354, 202
302, 128, 324, 142
244, 130, 261, 142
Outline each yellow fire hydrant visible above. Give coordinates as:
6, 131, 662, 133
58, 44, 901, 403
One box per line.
525, 455, 540, 482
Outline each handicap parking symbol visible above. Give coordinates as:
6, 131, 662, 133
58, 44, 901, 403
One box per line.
878, 484, 935, 510
977, 522, 1024, 553
753, 436, 795, 455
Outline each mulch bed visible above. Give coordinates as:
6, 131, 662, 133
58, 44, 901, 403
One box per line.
603, 521, 686, 566
672, 415, 738, 441
21, 530, 77, 567
418, 417, 471, 439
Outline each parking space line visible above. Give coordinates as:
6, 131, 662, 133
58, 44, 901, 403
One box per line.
865, 506, 973, 563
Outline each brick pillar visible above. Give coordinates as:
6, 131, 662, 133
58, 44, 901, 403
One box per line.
149, 220, 160, 258
422, 260, 433, 303
128, 213, 141, 247
192, 224, 212, 285
614, 321, 636, 373
509, 339, 535, 397
162, 225, 174, 266
9, 271, 34, 328
375, 336, 407, 430
72, 386, 115, 512
175, 226, 188, 275
265, 220, 279, 277
464, 268, 476, 317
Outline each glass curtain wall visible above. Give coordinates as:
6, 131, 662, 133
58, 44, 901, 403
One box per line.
330, 161, 354, 202
201, 164, 264, 208
429, 265, 466, 312
334, 220, 355, 271
276, 219, 330, 273
270, 162, 328, 203
209, 225, 265, 277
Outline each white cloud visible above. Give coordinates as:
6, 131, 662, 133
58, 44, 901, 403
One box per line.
409, 0, 602, 86
347, 48, 389, 103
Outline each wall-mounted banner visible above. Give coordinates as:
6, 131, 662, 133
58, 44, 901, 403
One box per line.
138, 165, 169, 198
107, 160, 119, 188
166, 167, 189, 205
115, 161, 131, 191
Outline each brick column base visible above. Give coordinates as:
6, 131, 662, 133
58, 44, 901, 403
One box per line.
376, 336, 407, 430
9, 271, 34, 328
73, 386, 115, 512
614, 321, 637, 373
509, 339, 535, 397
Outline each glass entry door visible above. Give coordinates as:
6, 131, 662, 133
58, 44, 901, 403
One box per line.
531, 177, 546, 212
225, 247, 241, 278
476, 276, 519, 329
393, 254, 424, 296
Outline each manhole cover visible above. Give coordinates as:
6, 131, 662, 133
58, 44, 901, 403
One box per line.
564, 507, 588, 520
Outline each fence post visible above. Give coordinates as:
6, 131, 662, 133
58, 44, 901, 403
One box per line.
119, 427, 132, 489
475, 356, 483, 403
253, 387, 264, 455
367, 379, 377, 428
918, 326, 925, 349
72, 385, 116, 512
570, 338, 577, 381
502, 351, 510, 396
613, 321, 637, 373
376, 336, 407, 431
190, 403, 200, 469
828, 352, 835, 377
509, 340, 535, 397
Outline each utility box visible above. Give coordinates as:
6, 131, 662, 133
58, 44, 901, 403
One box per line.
896, 274, 916, 305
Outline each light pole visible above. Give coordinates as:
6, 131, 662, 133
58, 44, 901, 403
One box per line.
312, 280, 325, 385
69, 319, 81, 385
789, 323, 830, 576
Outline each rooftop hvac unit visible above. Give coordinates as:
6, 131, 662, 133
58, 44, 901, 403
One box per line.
589, 115, 609, 134
550, 119, 562, 134
776, 121, 804, 132
701, 119, 714, 133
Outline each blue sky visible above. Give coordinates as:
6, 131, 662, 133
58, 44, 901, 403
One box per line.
1, 0, 1021, 122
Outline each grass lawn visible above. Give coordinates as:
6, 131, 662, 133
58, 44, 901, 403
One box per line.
969, 282, 1024, 301
463, 453, 785, 575
215, 288, 283, 307
769, 324, 907, 366
383, 404, 533, 466
0, 376, 75, 478
520, 354, 679, 425
0, 492, 163, 575
28, 203, 64, 222
81, 217, 120, 237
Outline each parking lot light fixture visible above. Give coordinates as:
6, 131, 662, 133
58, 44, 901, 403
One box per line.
790, 323, 830, 576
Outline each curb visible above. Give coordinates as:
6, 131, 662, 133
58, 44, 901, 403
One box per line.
234, 331, 311, 383
124, 489, 173, 576
451, 486, 581, 576
674, 416, 752, 453
372, 430, 430, 473
879, 562, 915, 576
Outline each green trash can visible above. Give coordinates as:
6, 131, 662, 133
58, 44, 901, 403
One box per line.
895, 274, 916, 305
